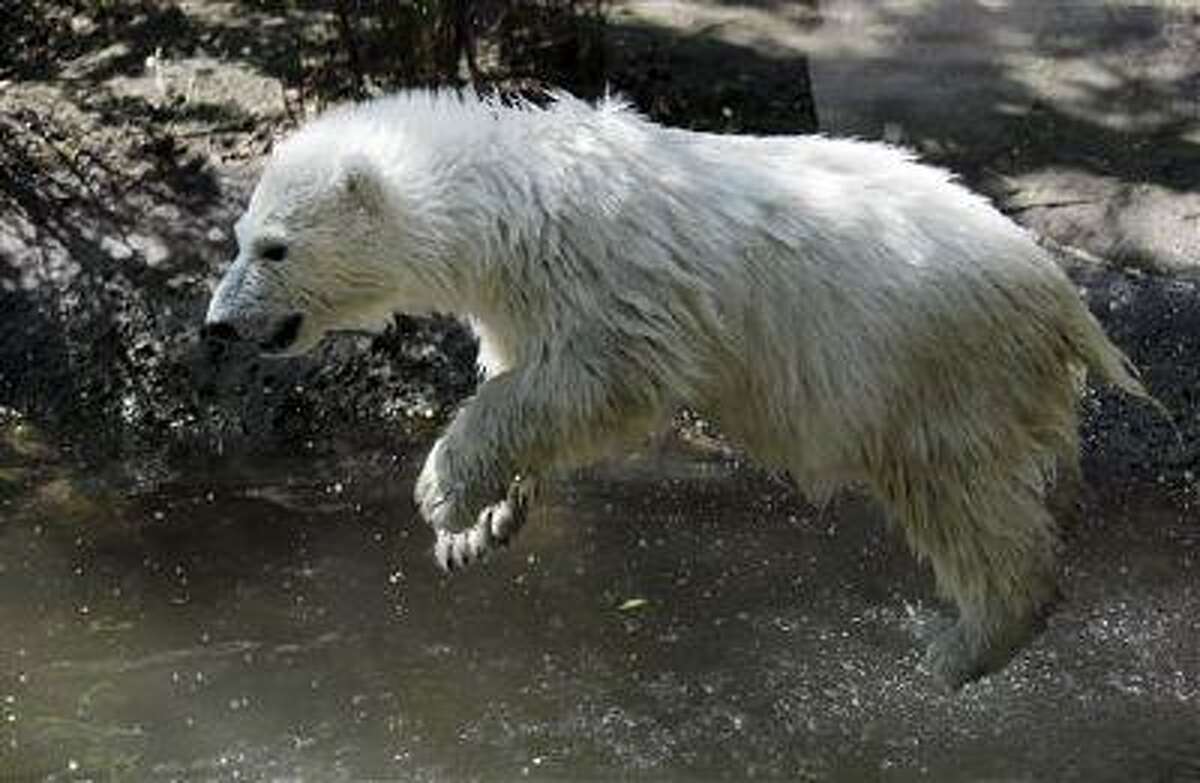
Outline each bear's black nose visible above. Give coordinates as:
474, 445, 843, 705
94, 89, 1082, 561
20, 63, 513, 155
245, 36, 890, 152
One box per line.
200, 322, 243, 361
201, 321, 242, 343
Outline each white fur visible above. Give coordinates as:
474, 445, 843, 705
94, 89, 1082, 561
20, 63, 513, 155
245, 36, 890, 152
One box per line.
206, 91, 1149, 687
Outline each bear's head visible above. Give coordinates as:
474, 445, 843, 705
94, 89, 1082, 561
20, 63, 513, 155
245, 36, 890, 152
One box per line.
204, 120, 451, 356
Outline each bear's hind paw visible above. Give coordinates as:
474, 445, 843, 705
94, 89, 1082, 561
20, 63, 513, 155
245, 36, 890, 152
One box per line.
922, 613, 1041, 690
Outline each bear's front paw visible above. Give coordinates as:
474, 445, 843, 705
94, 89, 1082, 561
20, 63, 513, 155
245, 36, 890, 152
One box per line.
415, 438, 477, 533
433, 492, 529, 571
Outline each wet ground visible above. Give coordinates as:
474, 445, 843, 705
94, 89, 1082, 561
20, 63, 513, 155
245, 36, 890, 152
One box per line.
2, 439, 1198, 781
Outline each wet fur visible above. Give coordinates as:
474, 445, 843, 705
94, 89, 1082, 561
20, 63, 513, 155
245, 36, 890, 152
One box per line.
207, 91, 1150, 688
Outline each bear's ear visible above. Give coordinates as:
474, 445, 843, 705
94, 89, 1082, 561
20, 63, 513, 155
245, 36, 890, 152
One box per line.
339, 154, 387, 214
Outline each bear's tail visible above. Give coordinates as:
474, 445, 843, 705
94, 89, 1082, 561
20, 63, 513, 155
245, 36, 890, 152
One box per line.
1067, 303, 1169, 419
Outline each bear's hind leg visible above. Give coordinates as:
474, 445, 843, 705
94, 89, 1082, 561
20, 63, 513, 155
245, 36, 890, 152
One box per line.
876, 458, 1062, 689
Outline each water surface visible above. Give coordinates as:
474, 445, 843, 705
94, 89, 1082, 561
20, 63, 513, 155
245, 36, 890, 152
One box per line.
3, 442, 1197, 781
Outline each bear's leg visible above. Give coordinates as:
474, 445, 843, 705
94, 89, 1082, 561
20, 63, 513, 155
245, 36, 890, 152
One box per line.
416, 355, 657, 570
875, 458, 1062, 688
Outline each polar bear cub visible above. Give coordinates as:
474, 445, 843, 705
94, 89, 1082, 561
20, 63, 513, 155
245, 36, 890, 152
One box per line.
204, 91, 1151, 687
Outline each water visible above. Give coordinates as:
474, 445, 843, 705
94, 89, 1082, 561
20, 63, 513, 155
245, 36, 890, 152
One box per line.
2, 440, 1197, 781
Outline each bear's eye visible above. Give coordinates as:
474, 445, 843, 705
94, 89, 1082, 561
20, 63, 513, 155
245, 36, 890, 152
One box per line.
260, 244, 288, 263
